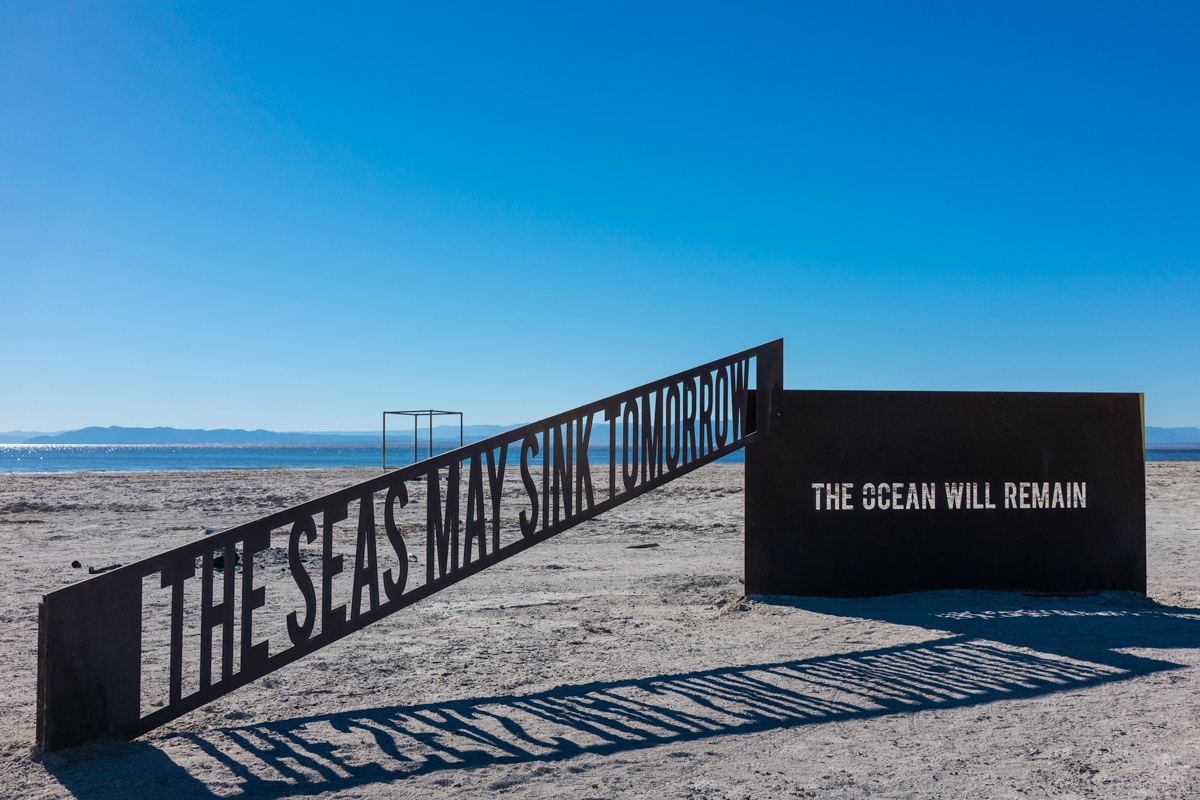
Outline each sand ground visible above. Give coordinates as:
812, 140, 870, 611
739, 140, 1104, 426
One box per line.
0, 462, 1198, 799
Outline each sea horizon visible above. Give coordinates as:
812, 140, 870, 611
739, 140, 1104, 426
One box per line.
0, 441, 750, 474
0, 441, 1194, 474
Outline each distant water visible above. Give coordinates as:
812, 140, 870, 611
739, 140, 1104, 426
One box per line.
1, 443, 1190, 474
1147, 448, 1200, 462
0, 442, 746, 473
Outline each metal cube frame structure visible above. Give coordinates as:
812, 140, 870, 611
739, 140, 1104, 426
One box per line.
383, 410, 463, 469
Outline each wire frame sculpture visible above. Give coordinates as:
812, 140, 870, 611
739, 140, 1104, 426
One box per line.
383, 410, 463, 468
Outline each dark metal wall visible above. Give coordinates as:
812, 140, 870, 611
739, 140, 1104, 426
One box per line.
745, 390, 1145, 598
37, 340, 783, 752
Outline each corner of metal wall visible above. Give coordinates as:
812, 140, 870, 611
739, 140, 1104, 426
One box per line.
35, 599, 47, 750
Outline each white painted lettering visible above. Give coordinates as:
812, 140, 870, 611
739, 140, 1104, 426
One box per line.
1032, 482, 1049, 509
945, 483, 964, 509
814, 479, 1085, 511
826, 483, 839, 511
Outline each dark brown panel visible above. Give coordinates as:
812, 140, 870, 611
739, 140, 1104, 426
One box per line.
745, 390, 1145, 597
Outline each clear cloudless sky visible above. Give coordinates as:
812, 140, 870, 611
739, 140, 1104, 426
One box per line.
2, 1, 1197, 431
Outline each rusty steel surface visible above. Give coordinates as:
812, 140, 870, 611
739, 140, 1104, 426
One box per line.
37, 341, 783, 751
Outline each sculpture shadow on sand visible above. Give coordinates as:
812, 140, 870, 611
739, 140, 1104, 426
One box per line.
45, 593, 1198, 799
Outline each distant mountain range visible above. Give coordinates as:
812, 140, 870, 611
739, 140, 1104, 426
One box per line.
2, 423, 1196, 446
3, 425, 524, 445
1145, 426, 1200, 443
0, 430, 63, 444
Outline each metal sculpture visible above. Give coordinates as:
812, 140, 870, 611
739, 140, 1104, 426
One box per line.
744, 388, 1145, 597
36, 340, 782, 751
382, 409, 463, 468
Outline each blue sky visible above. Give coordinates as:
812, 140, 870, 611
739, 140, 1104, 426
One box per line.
2, 1, 1197, 431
